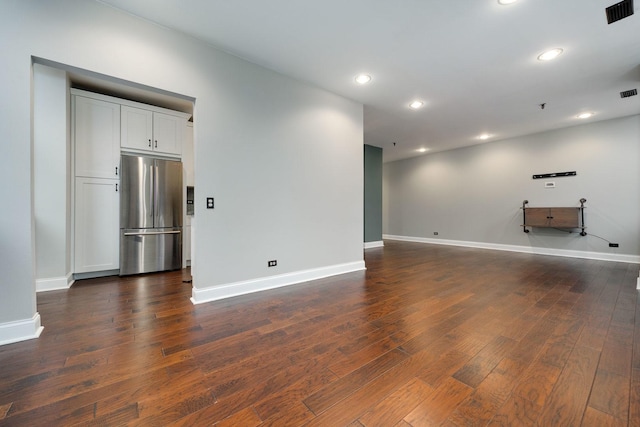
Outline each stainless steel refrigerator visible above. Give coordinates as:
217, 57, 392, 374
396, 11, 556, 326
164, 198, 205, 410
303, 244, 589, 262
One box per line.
119, 155, 183, 275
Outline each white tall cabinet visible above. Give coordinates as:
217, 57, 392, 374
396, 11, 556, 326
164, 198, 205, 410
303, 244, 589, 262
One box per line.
72, 93, 121, 273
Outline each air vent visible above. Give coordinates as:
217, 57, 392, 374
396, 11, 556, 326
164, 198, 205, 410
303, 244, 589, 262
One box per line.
606, 0, 634, 24
620, 89, 638, 98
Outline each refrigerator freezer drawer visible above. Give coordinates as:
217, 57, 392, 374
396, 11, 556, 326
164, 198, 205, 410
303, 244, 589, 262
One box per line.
120, 229, 182, 275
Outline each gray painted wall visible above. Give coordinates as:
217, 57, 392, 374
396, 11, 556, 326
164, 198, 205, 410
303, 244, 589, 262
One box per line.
0, 1, 363, 337
384, 115, 640, 257
364, 144, 383, 243
33, 64, 70, 283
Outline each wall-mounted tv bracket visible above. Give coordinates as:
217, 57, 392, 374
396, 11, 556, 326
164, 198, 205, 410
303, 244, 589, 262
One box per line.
532, 171, 577, 179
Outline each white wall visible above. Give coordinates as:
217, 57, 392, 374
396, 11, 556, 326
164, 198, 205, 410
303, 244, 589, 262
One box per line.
33, 64, 70, 291
0, 0, 364, 344
384, 115, 640, 261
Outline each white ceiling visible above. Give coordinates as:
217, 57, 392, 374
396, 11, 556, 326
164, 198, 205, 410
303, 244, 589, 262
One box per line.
99, 0, 640, 162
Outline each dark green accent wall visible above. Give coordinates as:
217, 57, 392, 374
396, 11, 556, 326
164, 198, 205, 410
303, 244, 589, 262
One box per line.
364, 144, 383, 242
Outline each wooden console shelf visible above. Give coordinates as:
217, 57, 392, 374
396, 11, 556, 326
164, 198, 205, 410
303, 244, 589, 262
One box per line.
522, 199, 586, 235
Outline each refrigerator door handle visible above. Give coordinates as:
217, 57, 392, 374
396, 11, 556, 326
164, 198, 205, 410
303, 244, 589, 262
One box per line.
154, 162, 159, 226
123, 231, 181, 236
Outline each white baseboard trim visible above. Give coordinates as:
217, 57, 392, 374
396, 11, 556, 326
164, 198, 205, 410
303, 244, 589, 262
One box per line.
0, 313, 44, 346
36, 273, 73, 292
191, 260, 366, 305
383, 234, 640, 264
364, 241, 384, 249
73, 269, 119, 280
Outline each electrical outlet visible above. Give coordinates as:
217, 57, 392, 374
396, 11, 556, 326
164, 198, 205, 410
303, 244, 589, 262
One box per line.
433, 232, 439, 235
609, 243, 619, 248
206, 197, 214, 209
268, 260, 277, 267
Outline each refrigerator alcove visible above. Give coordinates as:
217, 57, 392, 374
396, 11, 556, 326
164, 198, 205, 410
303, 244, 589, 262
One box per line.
119, 155, 183, 275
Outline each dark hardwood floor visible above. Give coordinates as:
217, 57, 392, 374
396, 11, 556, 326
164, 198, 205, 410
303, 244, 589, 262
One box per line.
1, 241, 639, 426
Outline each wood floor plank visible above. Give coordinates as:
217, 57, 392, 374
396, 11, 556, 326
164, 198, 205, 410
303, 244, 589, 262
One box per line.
418, 350, 472, 388
588, 371, 629, 421
1, 397, 96, 426
256, 401, 315, 427
172, 357, 333, 425
452, 335, 517, 388
512, 358, 561, 407
536, 312, 585, 370
536, 345, 601, 426
486, 393, 542, 427
629, 368, 640, 426
581, 406, 626, 427
575, 311, 613, 351
75, 403, 139, 427
357, 377, 433, 427
303, 348, 408, 415
203, 347, 295, 398
252, 363, 337, 420
303, 349, 435, 427
446, 357, 526, 426
132, 376, 215, 425
0, 403, 11, 420
499, 303, 548, 342
212, 406, 262, 427
329, 336, 399, 378
403, 376, 472, 426
3, 345, 191, 418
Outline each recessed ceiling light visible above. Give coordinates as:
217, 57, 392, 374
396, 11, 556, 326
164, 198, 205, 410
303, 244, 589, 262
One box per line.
354, 74, 371, 84
577, 112, 594, 119
498, 0, 518, 5
409, 100, 424, 109
477, 134, 492, 140
537, 48, 564, 61
417, 148, 428, 153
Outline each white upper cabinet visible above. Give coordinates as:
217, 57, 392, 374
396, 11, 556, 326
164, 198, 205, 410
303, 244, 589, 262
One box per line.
121, 105, 153, 152
153, 112, 184, 156
121, 106, 186, 157
74, 96, 121, 179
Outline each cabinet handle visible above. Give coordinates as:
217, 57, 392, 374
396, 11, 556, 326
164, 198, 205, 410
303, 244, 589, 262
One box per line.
115, 166, 118, 176
155, 140, 158, 148
148, 139, 152, 147
115, 183, 118, 192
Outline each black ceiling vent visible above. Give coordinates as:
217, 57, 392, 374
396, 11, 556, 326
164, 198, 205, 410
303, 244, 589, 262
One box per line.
620, 88, 638, 98
606, 0, 634, 24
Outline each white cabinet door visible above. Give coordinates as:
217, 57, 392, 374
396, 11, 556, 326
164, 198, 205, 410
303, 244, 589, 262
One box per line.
153, 112, 184, 156
74, 96, 120, 179
121, 105, 153, 152
74, 177, 120, 273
